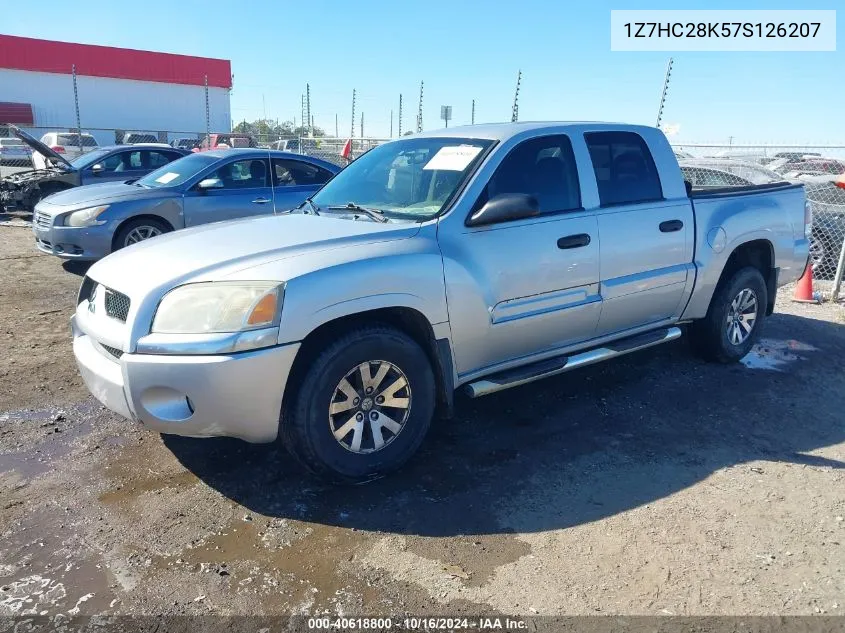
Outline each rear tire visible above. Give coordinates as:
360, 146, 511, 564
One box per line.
689, 266, 768, 363
113, 217, 171, 252
281, 325, 435, 484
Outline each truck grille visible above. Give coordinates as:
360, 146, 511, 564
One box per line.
101, 344, 123, 359
104, 289, 131, 322
34, 211, 52, 228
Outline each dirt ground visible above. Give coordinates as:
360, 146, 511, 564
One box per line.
2, 214, 845, 620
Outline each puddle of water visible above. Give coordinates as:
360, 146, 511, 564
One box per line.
740, 338, 818, 371
0, 402, 112, 480
145, 517, 382, 614
0, 513, 116, 616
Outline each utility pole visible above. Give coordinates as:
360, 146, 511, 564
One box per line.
350, 89, 356, 138
360, 112, 364, 139
511, 70, 522, 123
398, 94, 403, 136
203, 73, 209, 146
306, 83, 311, 137
72, 65, 82, 152
300, 95, 306, 134
471, 99, 475, 125
417, 81, 424, 133
655, 57, 673, 129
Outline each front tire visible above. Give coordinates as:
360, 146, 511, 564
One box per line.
689, 266, 768, 363
113, 217, 171, 252
282, 325, 436, 484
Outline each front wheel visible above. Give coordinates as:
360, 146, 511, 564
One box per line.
689, 266, 768, 363
281, 325, 436, 483
113, 217, 171, 251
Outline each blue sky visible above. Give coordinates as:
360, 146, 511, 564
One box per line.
5, 0, 842, 143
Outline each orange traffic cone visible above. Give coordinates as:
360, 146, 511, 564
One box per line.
792, 264, 820, 304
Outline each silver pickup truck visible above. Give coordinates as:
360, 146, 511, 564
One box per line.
71, 122, 811, 482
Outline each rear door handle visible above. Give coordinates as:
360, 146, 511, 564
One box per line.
252, 198, 272, 204
557, 233, 591, 249
659, 219, 683, 233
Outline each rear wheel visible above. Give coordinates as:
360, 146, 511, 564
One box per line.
113, 217, 171, 251
689, 266, 768, 363
281, 325, 435, 484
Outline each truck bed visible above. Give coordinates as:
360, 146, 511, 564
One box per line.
687, 180, 802, 198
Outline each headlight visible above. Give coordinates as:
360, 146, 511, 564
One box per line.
64, 205, 109, 227
151, 282, 283, 334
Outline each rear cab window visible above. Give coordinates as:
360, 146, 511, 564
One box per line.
585, 131, 663, 206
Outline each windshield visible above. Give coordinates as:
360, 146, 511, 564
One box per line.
135, 153, 218, 188
70, 148, 112, 168
310, 137, 493, 220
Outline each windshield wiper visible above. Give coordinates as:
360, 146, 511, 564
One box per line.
326, 202, 389, 223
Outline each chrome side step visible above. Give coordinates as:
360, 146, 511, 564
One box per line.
464, 326, 683, 398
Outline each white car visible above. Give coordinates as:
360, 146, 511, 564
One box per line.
31, 132, 99, 169
0, 138, 33, 167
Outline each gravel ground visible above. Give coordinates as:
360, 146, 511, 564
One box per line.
2, 215, 845, 619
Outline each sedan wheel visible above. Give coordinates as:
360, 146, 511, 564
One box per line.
124, 225, 162, 246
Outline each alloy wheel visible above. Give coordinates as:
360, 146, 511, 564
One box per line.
328, 360, 412, 454
726, 288, 758, 345
124, 225, 162, 246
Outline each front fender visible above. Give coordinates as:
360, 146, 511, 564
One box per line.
274, 229, 448, 344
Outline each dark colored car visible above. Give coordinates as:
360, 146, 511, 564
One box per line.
0, 125, 189, 211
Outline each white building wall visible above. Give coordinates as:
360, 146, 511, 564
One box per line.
0, 69, 231, 145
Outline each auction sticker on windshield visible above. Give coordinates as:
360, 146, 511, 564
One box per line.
154, 172, 180, 184
423, 145, 483, 171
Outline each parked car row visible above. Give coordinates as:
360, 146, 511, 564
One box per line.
0, 126, 191, 211
31, 147, 340, 259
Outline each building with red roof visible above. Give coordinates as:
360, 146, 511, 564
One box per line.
0, 34, 232, 145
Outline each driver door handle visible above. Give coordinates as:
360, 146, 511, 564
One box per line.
252, 197, 271, 204
557, 234, 591, 249
659, 219, 683, 232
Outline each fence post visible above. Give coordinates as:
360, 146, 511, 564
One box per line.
72, 65, 82, 153
831, 235, 845, 301
204, 75, 210, 144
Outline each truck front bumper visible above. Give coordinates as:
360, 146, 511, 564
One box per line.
72, 316, 299, 443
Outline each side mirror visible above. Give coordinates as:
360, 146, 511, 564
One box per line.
91, 163, 104, 174
466, 193, 540, 227
197, 177, 223, 191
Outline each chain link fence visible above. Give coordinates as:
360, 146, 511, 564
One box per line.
3, 124, 843, 300
0, 124, 392, 177
671, 143, 845, 300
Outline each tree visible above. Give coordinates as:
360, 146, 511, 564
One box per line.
233, 118, 325, 139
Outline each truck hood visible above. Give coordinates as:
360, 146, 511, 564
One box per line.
37, 182, 171, 212
10, 124, 74, 170
86, 213, 421, 298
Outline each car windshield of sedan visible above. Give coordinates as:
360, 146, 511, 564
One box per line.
310, 137, 493, 221
135, 153, 219, 188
